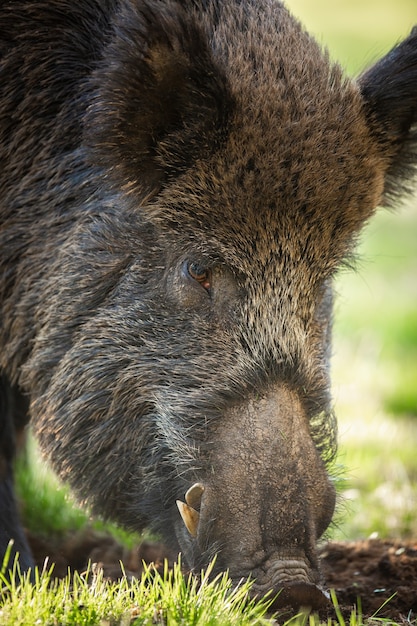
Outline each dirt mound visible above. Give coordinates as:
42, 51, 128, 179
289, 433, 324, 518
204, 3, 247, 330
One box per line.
320, 539, 417, 621
27, 530, 417, 622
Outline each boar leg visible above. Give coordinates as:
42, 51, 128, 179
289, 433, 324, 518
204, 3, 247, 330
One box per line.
0, 375, 34, 577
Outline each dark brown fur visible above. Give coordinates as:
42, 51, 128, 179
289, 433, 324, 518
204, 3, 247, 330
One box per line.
0, 0, 416, 608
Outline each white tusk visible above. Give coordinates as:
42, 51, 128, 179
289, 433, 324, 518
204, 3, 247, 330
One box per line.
176, 500, 200, 538
185, 482, 205, 510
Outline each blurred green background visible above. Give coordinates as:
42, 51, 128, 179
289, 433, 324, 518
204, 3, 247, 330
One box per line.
289, 0, 417, 540
17, 1, 417, 544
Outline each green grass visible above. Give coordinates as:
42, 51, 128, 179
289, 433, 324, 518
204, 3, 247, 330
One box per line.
0, 556, 275, 626
0, 552, 389, 626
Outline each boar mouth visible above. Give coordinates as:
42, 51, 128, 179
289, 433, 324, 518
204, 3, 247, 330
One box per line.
175, 481, 330, 610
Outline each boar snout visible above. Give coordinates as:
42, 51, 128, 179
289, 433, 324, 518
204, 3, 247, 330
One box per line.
175, 387, 335, 608
249, 561, 330, 610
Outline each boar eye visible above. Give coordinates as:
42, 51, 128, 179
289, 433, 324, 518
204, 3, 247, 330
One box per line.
185, 261, 211, 292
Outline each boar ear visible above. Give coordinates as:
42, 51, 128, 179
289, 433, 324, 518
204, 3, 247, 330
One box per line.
358, 27, 417, 206
84, 1, 231, 198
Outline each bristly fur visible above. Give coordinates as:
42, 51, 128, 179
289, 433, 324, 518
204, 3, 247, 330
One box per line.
0, 0, 416, 597
85, 0, 234, 198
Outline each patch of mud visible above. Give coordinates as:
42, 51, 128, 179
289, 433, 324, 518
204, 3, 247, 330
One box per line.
27, 530, 417, 622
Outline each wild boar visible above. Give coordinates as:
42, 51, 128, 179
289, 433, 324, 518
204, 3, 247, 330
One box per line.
0, 0, 416, 610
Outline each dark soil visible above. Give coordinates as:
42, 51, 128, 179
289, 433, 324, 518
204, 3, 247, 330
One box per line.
26, 529, 417, 623
319, 539, 417, 622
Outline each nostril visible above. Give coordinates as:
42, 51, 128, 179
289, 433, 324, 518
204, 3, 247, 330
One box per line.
271, 581, 330, 610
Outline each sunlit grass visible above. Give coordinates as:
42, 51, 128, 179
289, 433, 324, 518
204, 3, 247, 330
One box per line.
1, 552, 402, 626
0, 555, 274, 626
